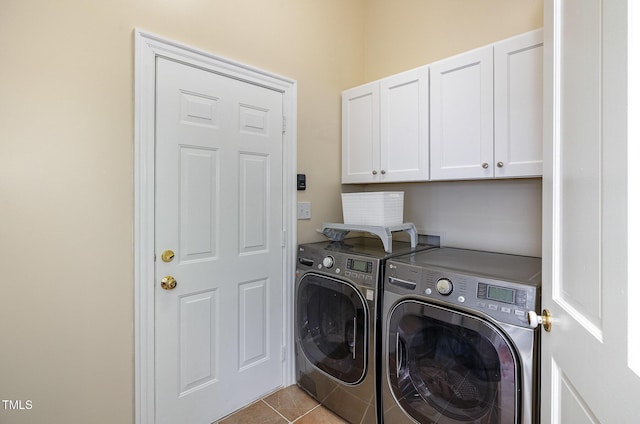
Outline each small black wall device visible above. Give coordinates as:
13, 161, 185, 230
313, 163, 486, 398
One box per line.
297, 174, 306, 191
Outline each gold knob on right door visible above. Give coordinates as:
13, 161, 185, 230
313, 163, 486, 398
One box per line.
527, 309, 552, 332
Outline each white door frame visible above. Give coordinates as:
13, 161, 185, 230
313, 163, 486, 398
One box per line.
133, 30, 297, 424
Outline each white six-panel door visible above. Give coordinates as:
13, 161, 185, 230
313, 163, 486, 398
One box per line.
542, 1, 640, 422
154, 57, 284, 424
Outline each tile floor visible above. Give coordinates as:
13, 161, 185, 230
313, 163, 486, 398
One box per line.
214, 385, 348, 424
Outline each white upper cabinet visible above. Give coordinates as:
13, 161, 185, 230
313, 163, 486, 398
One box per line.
342, 67, 429, 183
430, 29, 543, 180
494, 29, 543, 177
380, 67, 430, 182
342, 82, 380, 183
342, 29, 543, 183
430, 46, 494, 180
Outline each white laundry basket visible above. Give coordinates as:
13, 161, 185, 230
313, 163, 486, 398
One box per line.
341, 192, 404, 226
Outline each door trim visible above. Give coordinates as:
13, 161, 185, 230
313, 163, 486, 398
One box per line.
133, 30, 298, 424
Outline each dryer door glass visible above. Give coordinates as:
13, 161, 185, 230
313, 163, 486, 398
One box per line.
387, 300, 519, 423
297, 273, 368, 384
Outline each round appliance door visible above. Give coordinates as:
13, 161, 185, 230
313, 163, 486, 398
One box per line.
387, 300, 519, 424
296, 273, 368, 384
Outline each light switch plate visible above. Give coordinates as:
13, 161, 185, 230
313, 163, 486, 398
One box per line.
297, 202, 311, 220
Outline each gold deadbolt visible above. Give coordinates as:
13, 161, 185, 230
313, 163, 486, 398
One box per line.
161, 275, 177, 290
161, 250, 175, 263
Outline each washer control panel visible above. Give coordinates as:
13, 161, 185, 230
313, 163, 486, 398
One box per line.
297, 245, 379, 287
386, 262, 539, 328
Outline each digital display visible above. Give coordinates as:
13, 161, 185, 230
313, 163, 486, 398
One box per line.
349, 259, 370, 273
487, 285, 515, 304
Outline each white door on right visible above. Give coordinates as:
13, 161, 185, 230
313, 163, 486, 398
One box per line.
542, 1, 640, 422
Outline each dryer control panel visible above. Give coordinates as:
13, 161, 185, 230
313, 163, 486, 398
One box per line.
386, 260, 540, 328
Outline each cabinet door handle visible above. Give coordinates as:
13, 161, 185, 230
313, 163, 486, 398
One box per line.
372, 170, 378, 175
497, 161, 504, 168
380, 170, 386, 175
482, 163, 489, 169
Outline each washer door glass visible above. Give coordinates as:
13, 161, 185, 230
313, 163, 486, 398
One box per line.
387, 300, 519, 423
297, 273, 368, 384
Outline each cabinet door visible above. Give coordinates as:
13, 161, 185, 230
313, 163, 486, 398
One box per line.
494, 29, 543, 178
342, 82, 380, 183
430, 46, 494, 180
380, 67, 430, 182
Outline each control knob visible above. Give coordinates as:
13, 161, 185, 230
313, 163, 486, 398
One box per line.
436, 278, 454, 295
322, 256, 335, 268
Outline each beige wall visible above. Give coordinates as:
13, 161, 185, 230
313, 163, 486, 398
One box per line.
0, 0, 543, 423
0, 1, 363, 423
363, 0, 543, 80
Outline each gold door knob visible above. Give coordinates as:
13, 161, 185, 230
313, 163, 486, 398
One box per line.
161, 276, 177, 290
161, 250, 175, 262
527, 309, 552, 332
